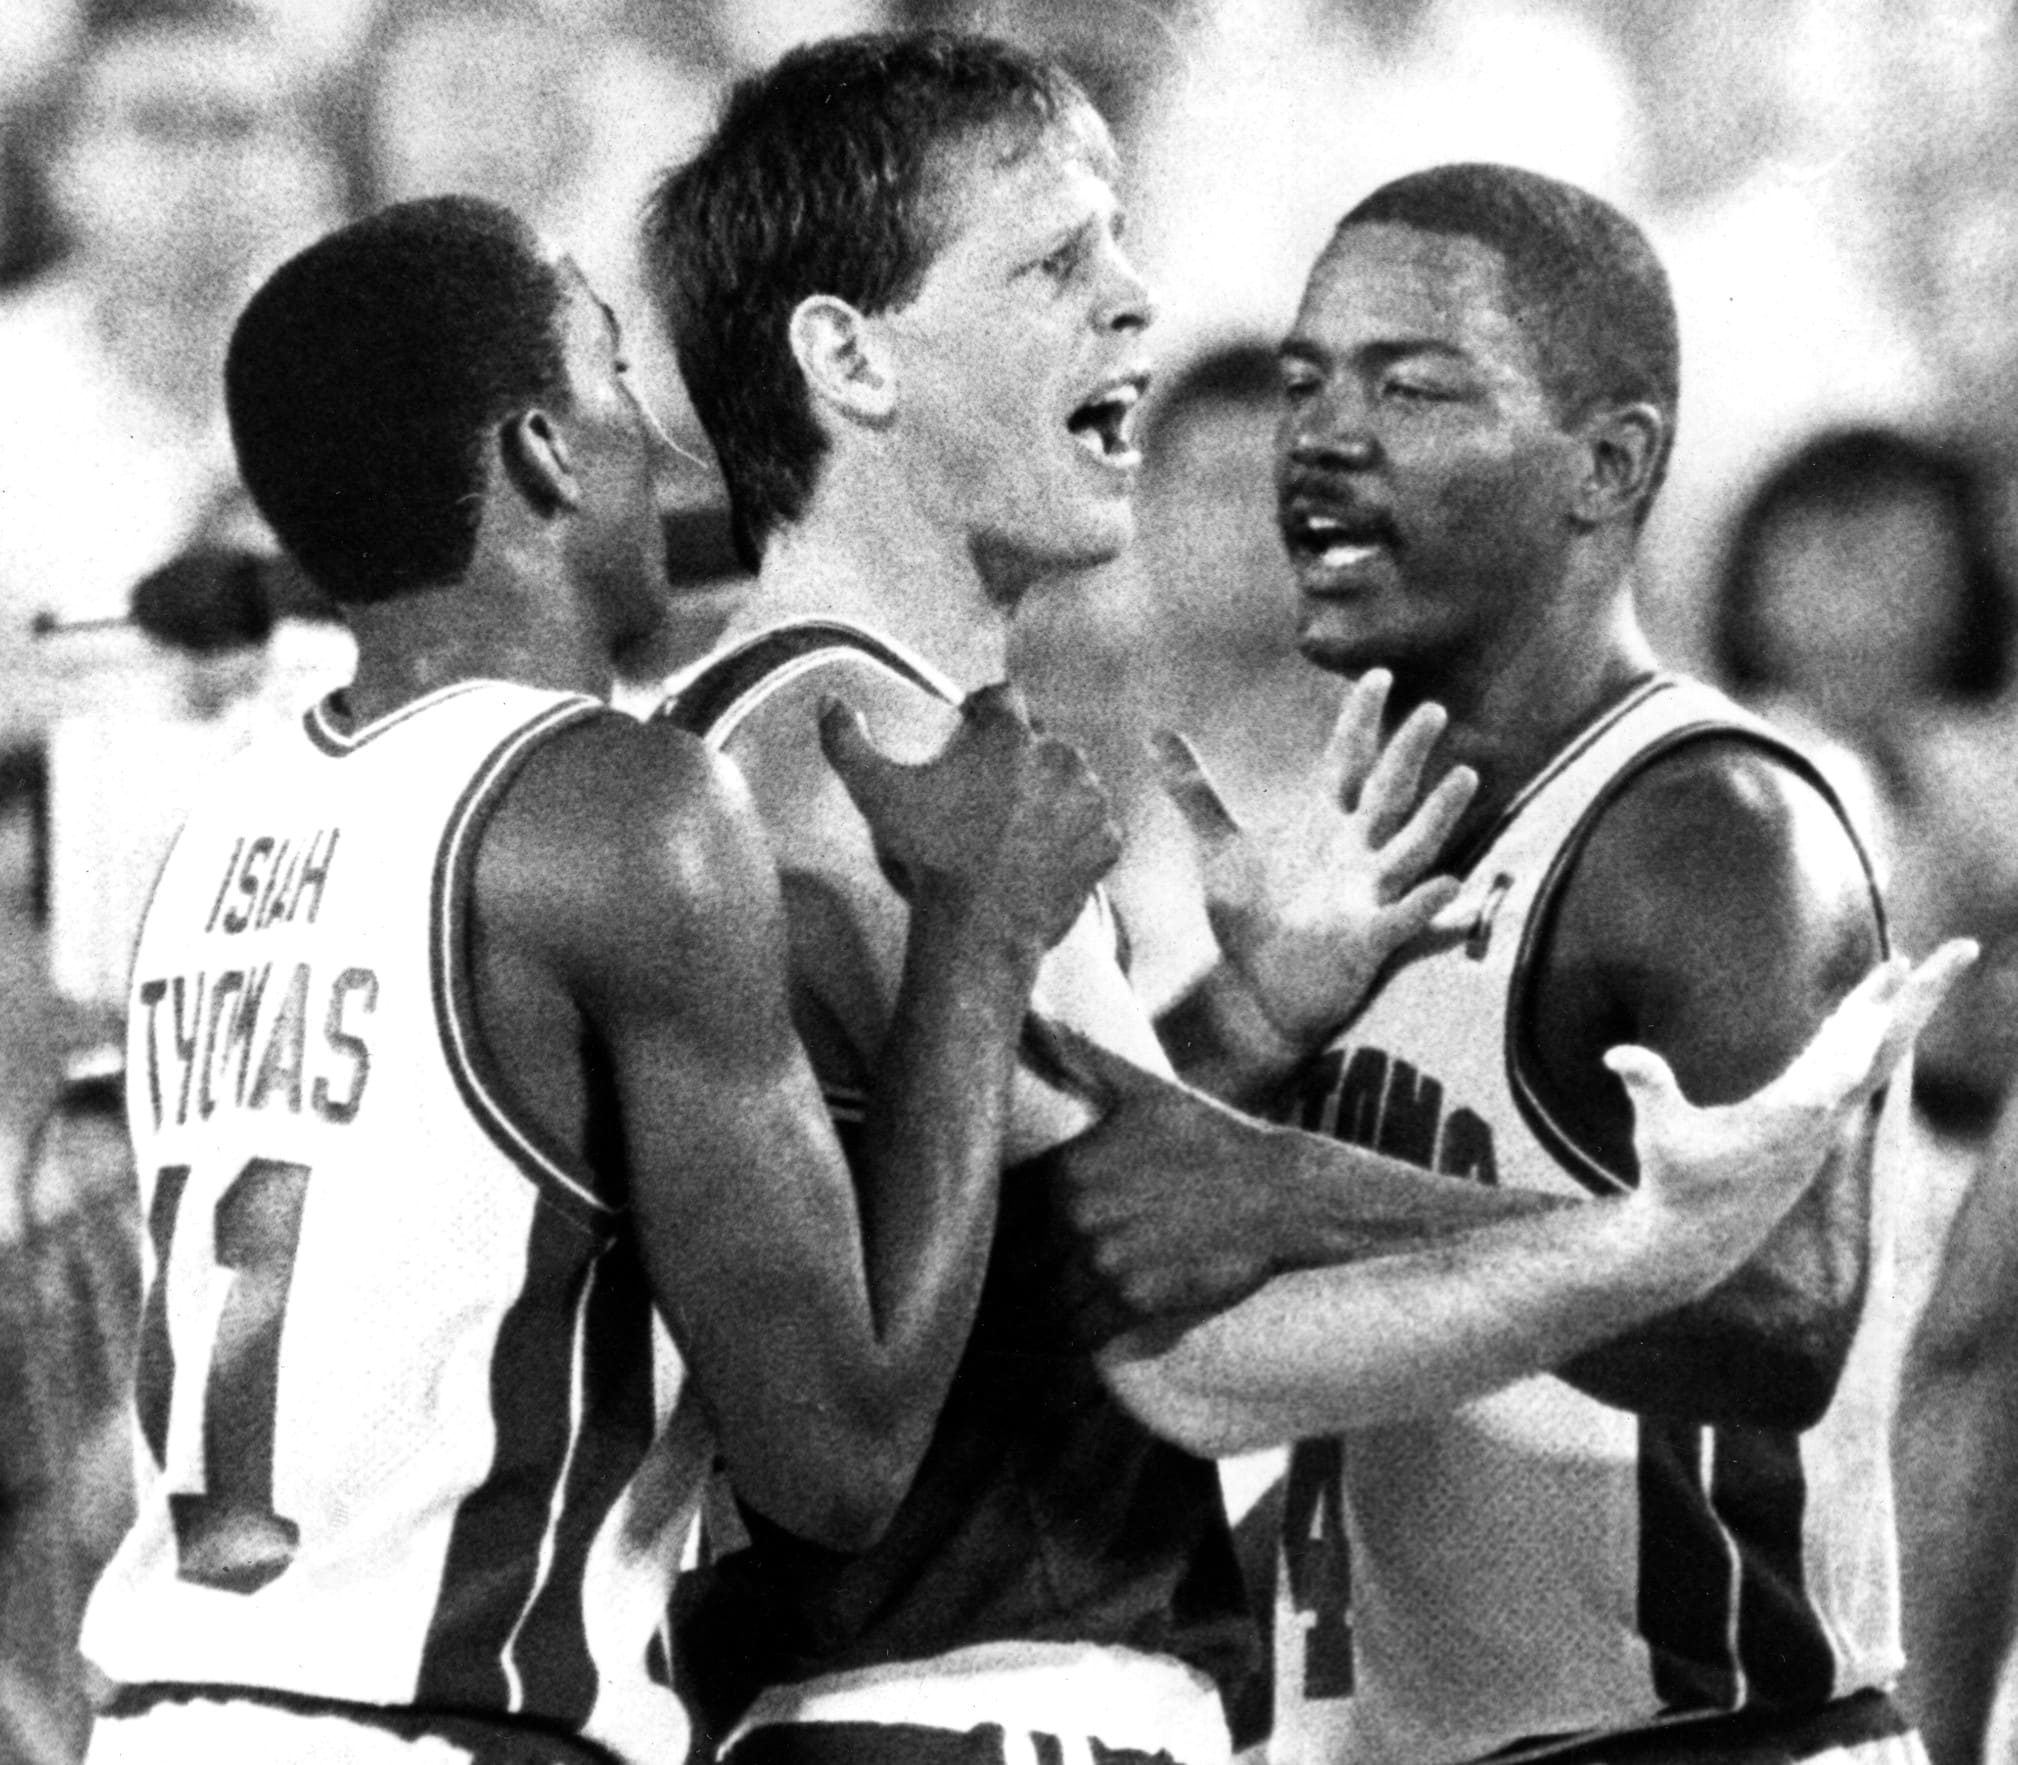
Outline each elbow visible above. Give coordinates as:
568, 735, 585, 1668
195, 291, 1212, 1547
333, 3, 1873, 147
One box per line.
1748, 1347, 1841, 1432
1753, 1284, 1862, 1430
801, 1489, 899, 1555
1102, 1352, 1269, 1459
735, 1423, 923, 1554
1703, 1311, 1856, 1431
812, 1422, 934, 1551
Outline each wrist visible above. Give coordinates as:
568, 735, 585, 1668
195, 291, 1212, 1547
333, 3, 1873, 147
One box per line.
1201, 958, 1309, 1067
1610, 1188, 1731, 1313
908, 881, 1052, 984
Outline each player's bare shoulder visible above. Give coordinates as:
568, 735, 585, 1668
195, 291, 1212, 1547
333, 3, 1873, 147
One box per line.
1560, 734, 1878, 983
476, 711, 780, 981
721, 651, 964, 861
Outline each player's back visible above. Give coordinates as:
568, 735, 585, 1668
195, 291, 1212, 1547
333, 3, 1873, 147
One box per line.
83, 680, 705, 1765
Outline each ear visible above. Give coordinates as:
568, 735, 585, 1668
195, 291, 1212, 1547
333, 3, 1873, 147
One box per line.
1571, 402, 1665, 529
499, 407, 580, 516
788, 294, 896, 425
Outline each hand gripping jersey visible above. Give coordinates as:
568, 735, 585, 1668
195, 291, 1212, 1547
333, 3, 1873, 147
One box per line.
657, 622, 1252, 1760
1269, 675, 1908, 1765
81, 681, 708, 1765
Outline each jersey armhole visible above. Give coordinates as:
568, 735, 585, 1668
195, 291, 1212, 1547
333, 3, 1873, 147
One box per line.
431, 697, 622, 1235
1504, 724, 1888, 1197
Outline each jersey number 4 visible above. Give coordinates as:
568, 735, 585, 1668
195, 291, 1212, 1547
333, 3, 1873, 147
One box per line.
134, 1157, 311, 1594
1283, 1437, 1356, 1698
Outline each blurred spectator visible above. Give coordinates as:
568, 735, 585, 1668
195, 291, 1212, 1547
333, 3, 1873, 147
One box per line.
356, 0, 723, 459
0, 1051, 139, 1764
1612, 0, 1938, 670
1125, 0, 1636, 351
1709, 425, 2018, 1134
0, 8, 353, 1016
0, 7, 346, 654
1015, 340, 1341, 1009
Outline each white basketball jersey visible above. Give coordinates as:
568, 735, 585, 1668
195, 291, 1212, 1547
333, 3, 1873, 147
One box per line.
1270, 676, 1908, 1765
82, 680, 707, 1765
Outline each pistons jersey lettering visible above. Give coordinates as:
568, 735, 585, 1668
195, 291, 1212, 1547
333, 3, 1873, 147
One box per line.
1270, 676, 1904, 1765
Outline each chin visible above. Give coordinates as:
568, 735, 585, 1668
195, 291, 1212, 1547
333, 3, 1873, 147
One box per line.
1294, 607, 1389, 677
980, 512, 1134, 604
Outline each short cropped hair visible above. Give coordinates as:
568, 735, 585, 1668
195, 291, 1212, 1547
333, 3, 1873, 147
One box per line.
643, 30, 1109, 569
225, 194, 567, 605
1339, 163, 1680, 513
1714, 426, 2013, 702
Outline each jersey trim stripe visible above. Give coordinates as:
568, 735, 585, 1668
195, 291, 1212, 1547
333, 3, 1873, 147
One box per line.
510, 1237, 663, 1722
430, 697, 615, 1228
657, 620, 953, 748
1639, 1417, 1744, 1713
1722, 1426, 1840, 1708
1444, 676, 1674, 878
302, 681, 502, 757
496, 1254, 594, 1713
415, 1201, 595, 1708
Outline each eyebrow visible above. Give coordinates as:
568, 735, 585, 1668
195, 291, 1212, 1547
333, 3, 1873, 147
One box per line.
1019, 193, 1127, 271
1279, 337, 1473, 371
1020, 212, 1097, 266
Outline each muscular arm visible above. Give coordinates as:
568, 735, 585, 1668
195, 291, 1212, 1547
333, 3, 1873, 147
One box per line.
1895, 1099, 2018, 1765
474, 715, 1060, 1550
1062, 948, 1944, 1457
1100, 1176, 1731, 1457
1532, 740, 1884, 1428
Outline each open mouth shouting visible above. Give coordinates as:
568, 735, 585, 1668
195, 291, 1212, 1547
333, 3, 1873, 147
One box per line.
1280, 499, 1399, 584
1066, 372, 1148, 469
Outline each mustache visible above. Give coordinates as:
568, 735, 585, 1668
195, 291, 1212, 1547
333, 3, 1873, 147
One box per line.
1277, 482, 1400, 548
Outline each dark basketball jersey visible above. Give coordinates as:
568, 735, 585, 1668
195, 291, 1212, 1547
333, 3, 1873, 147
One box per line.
656, 621, 1256, 1748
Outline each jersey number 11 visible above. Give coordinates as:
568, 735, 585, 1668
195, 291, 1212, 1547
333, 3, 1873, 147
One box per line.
134, 1157, 312, 1595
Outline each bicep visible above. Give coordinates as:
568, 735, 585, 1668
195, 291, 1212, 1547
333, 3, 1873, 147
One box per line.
1531, 745, 1880, 1187
1533, 747, 1886, 1414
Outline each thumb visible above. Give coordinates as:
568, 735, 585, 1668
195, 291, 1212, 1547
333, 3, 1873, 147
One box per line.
1603, 1042, 1686, 1128
1024, 1016, 1167, 1112
819, 694, 904, 822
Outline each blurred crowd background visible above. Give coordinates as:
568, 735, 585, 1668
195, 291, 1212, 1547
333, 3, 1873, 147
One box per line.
5, 0, 2018, 1760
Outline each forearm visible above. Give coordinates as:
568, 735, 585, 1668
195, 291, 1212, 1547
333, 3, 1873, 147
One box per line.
1256, 1121, 1567, 1267
1894, 1343, 2018, 1765
1100, 1190, 1724, 1457
854, 889, 1040, 1393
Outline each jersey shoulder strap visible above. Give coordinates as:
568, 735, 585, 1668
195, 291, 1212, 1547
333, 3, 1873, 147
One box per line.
657, 621, 952, 748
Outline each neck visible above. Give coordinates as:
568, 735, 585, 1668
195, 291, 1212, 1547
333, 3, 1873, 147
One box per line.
339, 563, 613, 727
1394, 583, 1659, 846
737, 482, 1019, 693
